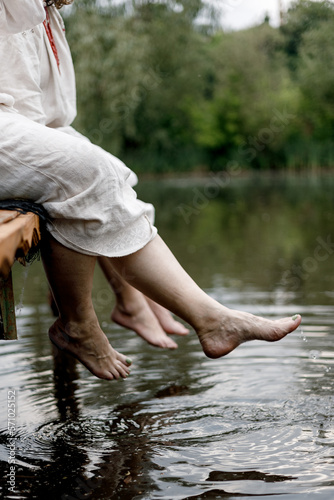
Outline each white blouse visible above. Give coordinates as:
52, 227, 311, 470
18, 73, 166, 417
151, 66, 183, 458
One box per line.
0, 0, 76, 127
0, 0, 45, 34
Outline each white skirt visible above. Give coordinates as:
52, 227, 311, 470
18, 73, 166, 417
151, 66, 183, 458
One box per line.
0, 107, 157, 257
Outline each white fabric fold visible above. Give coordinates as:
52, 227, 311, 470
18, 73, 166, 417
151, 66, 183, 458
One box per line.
0, 0, 45, 35
0, 92, 15, 107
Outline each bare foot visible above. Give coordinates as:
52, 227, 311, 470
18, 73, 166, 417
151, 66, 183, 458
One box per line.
49, 318, 132, 380
111, 294, 178, 349
146, 298, 190, 336
198, 308, 302, 359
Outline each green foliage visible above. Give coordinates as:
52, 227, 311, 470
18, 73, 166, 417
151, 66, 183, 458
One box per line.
280, 0, 334, 68
298, 20, 334, 138
188, 24, 299, 169
281, 1, 334, 169
64, 0, 334, 173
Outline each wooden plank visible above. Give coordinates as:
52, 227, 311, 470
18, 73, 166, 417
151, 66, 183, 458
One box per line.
0, 210, 41, 341
0, 210, 20, 224
0, 212, 41, 279
0, 271, 17, 340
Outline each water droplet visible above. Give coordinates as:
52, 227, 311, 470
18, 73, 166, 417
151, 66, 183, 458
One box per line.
299, 330, 308, 342
309, 350, 320, 360
325, 366, 332, 373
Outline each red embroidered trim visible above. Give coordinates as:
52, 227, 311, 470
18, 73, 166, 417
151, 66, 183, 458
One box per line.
43, 8, 60, 70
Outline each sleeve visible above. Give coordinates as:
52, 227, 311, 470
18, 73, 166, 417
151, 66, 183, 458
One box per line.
0, 0, 46, 35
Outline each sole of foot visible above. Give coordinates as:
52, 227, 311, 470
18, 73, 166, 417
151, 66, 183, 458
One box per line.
49, 321, 132, 381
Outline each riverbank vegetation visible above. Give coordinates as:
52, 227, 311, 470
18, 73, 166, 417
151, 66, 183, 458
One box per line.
65, 0, 334, 173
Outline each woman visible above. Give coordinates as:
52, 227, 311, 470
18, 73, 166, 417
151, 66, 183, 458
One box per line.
1, 0, 189, 351
0, 0, 301, 380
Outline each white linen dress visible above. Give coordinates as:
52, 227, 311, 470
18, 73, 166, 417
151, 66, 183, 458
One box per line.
0, 0, 157, 257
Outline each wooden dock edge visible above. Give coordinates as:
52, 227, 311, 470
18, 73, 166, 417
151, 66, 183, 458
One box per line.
0, 272, 17, 340
0, 211, 41, 341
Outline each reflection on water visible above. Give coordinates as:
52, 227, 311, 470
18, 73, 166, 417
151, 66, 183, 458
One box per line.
0, 174, 333, 499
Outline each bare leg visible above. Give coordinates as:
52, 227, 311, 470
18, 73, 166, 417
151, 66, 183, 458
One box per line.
42, 237, 131, 380
111, 235, 302, 358
98, 257, 181, 349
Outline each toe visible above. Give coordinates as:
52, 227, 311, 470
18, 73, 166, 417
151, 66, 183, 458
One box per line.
291, 314, 302, 328
97, 369, 114, 381
152, 336, 178, 349
116, 362, 130, 379
169, 323, 189, 336
109, 366, 121, 379
166, 338, 178, 349
281, 315, 302, 332
116, 351, 132, 366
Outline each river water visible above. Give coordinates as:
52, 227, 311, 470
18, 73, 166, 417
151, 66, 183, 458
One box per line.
0, 174, 333, 500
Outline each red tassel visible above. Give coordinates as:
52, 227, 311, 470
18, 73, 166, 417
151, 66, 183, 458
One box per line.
43, 8, 60, 70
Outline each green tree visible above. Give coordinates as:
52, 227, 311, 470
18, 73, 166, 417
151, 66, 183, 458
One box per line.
188, 23, 298, 169
66, 0, 213, 171
280, 0, 334, 70
279, 1, 334, 168
298, 20, 334, 139
63, 0, 334, 173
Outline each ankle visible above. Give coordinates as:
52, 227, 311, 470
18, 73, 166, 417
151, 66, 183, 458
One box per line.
57, 316, 99, 339
114, 292, 147, 317
192, 304, 227, 334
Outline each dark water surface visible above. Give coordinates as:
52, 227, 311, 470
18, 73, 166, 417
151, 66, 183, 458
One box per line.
1, 174, 333, 500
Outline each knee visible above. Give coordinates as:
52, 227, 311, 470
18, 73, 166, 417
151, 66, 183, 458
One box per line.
72, 145, 115, 190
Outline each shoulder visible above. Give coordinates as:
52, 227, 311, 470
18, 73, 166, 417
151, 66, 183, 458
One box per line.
0, 0, 46, 35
